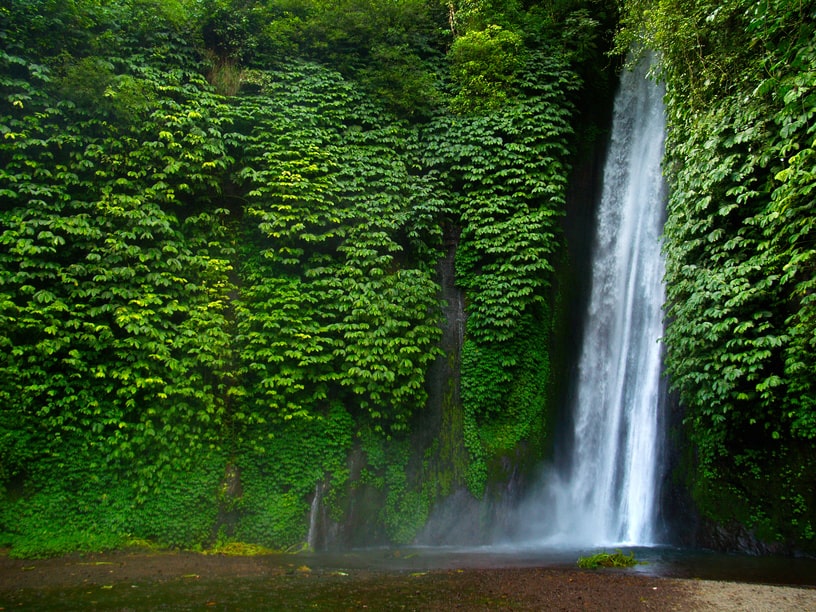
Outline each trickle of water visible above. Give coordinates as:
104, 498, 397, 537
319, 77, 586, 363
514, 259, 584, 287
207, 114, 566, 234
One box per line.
523, 53, 668, 547
307, 481, 324, 551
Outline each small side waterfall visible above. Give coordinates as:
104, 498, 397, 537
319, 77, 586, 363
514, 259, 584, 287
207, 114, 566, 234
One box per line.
523, 54, 668, 547
307, 481, 325, 550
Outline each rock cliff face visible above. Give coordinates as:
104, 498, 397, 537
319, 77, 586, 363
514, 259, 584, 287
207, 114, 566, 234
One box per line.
695, 521, 792, 556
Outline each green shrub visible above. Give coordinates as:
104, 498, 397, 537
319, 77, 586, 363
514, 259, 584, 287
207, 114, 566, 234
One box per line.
577, 550, 639, 570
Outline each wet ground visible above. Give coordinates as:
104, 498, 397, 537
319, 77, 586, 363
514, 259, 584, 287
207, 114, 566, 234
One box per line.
0, 550, 688, 610
1, 548, 814, 610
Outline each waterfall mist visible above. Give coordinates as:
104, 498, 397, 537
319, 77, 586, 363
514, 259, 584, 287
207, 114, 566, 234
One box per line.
514, 54, 668, 548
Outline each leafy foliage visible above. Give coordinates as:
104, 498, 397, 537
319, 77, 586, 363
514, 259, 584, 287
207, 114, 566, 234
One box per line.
422, 38, 582, 494
621, 0, 816, 548
448, 25, 526, 113
0, 19, 238, 492
0, 0, 614, 554
576, 550, 639, 569
197, 0, 448, 116
231, 63, 443, 433
235, 404, 354, 548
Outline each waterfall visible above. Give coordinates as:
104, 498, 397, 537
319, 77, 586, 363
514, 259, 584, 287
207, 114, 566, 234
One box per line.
307, 481, 324, 550
523, 54, 668, 547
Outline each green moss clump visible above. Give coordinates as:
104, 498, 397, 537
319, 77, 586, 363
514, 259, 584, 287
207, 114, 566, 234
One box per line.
576, 550, 639, 570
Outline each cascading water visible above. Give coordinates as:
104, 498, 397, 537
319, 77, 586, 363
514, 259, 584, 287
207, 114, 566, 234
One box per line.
307, 481, 325, 550
521, 53, 668, 547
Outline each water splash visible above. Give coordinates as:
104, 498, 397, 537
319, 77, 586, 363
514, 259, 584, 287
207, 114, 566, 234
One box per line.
523, 53, 668, 547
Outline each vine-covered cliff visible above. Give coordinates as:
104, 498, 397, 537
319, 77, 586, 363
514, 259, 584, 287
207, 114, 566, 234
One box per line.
1, 0, 814, 558
620, 0, 816, 552
0, 0, 615, 556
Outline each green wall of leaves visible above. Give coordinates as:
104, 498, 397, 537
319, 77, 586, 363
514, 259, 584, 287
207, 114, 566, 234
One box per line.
0, 0, 615, 557
8, 0, 814, 558
620, 0, 816, 550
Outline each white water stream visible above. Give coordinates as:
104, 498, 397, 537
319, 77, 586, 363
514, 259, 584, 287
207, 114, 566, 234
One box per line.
307, 481, 325, 550
522, 54, 668, 547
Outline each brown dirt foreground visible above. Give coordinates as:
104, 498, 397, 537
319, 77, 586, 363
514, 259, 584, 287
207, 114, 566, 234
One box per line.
1, 551, 815, 611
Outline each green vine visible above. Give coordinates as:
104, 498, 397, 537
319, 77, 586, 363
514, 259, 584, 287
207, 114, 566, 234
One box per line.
621, 0, 816, 549
0, 0, 619, 555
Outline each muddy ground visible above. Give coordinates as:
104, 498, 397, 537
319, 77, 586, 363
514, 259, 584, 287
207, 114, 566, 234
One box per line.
1, 550, 814, 610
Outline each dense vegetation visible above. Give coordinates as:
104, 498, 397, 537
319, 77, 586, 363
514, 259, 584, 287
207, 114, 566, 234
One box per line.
0, 0, 612, 556
2, 0, 814, 558
620, 0, 816, 549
